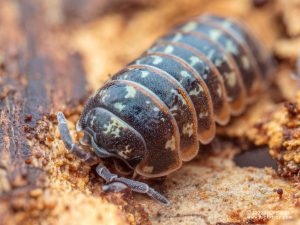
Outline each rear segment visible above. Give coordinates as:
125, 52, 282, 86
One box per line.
201, 14, 273, 84
178, 20, 262, 101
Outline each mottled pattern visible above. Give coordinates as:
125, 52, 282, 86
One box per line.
94, 80, 182, 176
113, 66, 199, 161
147, 41, 230, 125
162, 31, 246, 114
85, 107, 146, 165
132, 53, 217, 141
77, 15, 272, 177
178, 21, 260, 98
201, 14, 271, 80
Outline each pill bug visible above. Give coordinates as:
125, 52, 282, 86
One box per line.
57, 14, 273, 205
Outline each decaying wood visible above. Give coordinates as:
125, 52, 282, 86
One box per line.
1, 0, 300, 224
0, 0, 88, 223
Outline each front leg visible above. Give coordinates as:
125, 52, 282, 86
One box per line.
96, 165, 170, 205
57, 112, 99, 166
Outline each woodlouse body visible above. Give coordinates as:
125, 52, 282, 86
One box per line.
75, 14, 272, 178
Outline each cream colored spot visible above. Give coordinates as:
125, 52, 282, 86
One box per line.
226, 72, 237, 87
125, 86, 137, 98
242, 56, 250, 70
183, 123, 193, 137
170, 105, 178, 116
172, 33, 182, 42
141, 71, 150, 78
143, 166, 154, 173
170, 88, 177, 94
103, 118, 126, 138
181, 22, 197, 32
189, 56, 201, 67
118, 145, 132, 159
114, 102, 126, 112
199, 111, 209, 118
151, 56, 163, 65
225, 40, 238, 55
171, 89, 186, 105
164, 45, 174, 54
189, 84, 204, 96
180, 70, 191, 78
153, 107, 159, 112
217, 86, 222, 97
207, 50, 215, 60
165, 135, 176, 151
215, 58, 223, 67
101, 89, 110, 102
146, 100, 151, 104
209, 29, 222, 41
90, 116, 97, 127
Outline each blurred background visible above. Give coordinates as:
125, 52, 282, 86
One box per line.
2, 0, 300, 225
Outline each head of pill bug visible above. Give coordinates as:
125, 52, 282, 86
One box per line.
76, 100, 146, 171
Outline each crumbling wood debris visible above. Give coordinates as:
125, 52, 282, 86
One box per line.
0, 0, 88, 223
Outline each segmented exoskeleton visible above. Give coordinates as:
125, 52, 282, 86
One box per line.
57, 14, 273, 205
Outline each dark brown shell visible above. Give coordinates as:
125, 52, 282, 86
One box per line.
77, 14, 273, 178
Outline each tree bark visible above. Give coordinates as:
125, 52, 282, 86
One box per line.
0, 1, 88, 223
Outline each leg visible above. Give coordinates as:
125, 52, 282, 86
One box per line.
96, 164, 170, 205
57, 112, 99, 166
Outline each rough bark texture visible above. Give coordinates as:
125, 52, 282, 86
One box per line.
0, 0, 89, 224
1, 0, 300, 224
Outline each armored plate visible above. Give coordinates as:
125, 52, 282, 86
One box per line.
92, 79, 182, 177
178, 20, 262, 100
84, 107, 146, 166
201, 14, 271, 81
147, 41, 230, 125
113, 65, 199, 161
132, 52, 218, 141
161, 31, 247, 115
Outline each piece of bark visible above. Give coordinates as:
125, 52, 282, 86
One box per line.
247, 92, 300, 179
0, 0, 88, 223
